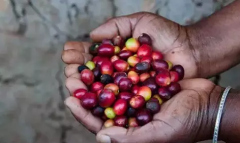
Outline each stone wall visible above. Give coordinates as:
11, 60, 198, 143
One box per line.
0, 0, 236, 143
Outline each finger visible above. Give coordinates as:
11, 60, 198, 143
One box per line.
65, 75, 87, 94
65, 76, 102, 133
64, 41, 91, 53
65, 64, 80, 77
62, 49, 92, 64
90, 12, 148, 42
179, 79, 215, 91
65, 97, 102, 134
96, 123, 162, 143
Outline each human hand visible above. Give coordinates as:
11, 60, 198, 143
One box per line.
64, 77, 222, 143
62, 12, 199, 79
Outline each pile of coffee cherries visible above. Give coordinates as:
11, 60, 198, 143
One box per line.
74, 33, 184, 128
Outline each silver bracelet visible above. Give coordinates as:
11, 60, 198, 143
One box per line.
212, 86, 231, 143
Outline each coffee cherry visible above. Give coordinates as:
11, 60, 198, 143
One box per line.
168, 82, 181, 95
80, 92, 97, 109
114, 72, 127, 85
131, 85, 140, 95
113, 36, 124, 47
98, 44, 115, 57
129, 95, 145, 109
127, 56, 140, 67
150, 71, 156, 77
113, 99, 127, 115
104, 83, 119, 95
170, 71, 179, 82
153, 95, 163, 105
118, 50, 133, 60
138, 33, 152, 45
113, 72, 127, 78
151, 60, 168, 70
91, 82, 104, 93
92, 56, 110, 66
110, 55, 120, 63
125, 38, 140, 52
136, 109, 152, 126
149, 97, 159, 103
102, 39, 113, 45
113, 59, 129, 72
78, 65, 88, 73
128, 71, 140, 84
140, 56, 152, 64
91, 106, 104, 117
96, 89, 102, 97
114, 116, 127, 127
101, 114, 108, 121
146, 99, 161, 114
137, 44, 152, 58
134, 62, 150, 73
167, 61, 173, 70
128, 117, 139, 127
114, 46, 121, 54
104, 119, 115, 128
155, 72, 171, 87
121, 47, 127, 51
171, 65, 184, 80
100, 74, 113, 85
152, 51, 163, 61
137, 86, 152, 101
73, 88, 87, 100
158, 87, 172, 100
140, 73, 150, 82
98, 89, 116, 108
80, 69, 94, 85
142, 77, 158, 94
100, 61, 113, 75
104, 107, 116, 119
118, 78, 133, 91
119, 92, 133, 101
92, 67, 101, 80
126, 107, 137, 117
89, 43, 100, 56
157, 68, 169, 75
85, 61, 95, 70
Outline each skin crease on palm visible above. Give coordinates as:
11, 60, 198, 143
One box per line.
61, 12, 215, 143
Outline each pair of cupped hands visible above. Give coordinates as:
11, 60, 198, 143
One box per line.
62, 12, 220, 143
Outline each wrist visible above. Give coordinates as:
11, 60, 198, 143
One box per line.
193, 85, 223, 142
217, 88, 240, 142
185, 25, 208, 78
205, 86, 240, 142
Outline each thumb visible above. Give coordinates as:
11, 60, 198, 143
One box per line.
90, 12, 148, 42
96, 126, 155, 143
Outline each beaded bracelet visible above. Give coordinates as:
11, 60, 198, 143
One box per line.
212, 86, 231, 143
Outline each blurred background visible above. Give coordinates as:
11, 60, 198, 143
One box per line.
0, 0, 238, 143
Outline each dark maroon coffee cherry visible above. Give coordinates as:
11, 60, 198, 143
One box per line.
136, 109, 152, 126
138, 33, 152, 45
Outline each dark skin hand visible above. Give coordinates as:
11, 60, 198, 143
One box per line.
65, 78, 217, 143
62, 12, 197, 79
62, 1, 240, 80
62, 1, 240, 142
64, 76, 240, 143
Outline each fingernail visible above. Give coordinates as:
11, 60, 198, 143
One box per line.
98, 135, 111, 143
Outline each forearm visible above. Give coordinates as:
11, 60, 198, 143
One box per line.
208, 86, 240, 142
188, 1, 240, 78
